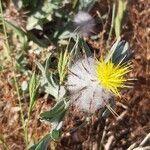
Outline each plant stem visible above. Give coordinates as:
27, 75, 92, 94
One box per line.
0, 0, 10, 59
0, 0, 28, 148
13, 72, 28, 148
106, 2, 116, 48
115, 0, 127, 38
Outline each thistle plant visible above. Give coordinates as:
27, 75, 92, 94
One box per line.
66, 38, 133, 113
30, 38, 133, 149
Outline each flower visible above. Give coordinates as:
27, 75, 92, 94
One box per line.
73, 11, 95, 37
96, 59, 131, 96
66, 57, 113, 113
66, 39, 132, 113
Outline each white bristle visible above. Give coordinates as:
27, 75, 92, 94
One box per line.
66, 57, 113, 113
73, 11, 95, 37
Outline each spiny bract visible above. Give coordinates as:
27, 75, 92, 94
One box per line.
66, 40, 132, 113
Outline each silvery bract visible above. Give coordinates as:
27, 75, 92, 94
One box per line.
66, 57, 113, 113
73, 11, 95, 37
66, 39, 132, 113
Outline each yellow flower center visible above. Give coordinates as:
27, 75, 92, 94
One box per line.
96, 59, 131, 96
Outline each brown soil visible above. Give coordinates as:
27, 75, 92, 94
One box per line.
0, 0, 149, 150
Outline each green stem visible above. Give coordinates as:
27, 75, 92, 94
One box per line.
0, 0, 28, 148
25, 100, 35, 149
13, 72, 28, 148
107, 2, 116, 48
0, 0, 10, 59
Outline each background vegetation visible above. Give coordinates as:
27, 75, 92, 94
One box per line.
0, 0, 149, 149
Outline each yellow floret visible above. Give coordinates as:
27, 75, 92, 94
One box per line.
96, 59, 131, 96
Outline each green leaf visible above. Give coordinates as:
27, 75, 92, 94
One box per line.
79, 0, 97, 11
0, 18, 48, 48
26, 16, 39, 30
2, 19, 28, 49
50, 129, 60, 140
114, 0, 127, 38
36, 59, 66, 100
25, 0, 62, 31
29, 134, 51, 150
40, 99, 69, 130
40, 100, 67, 122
